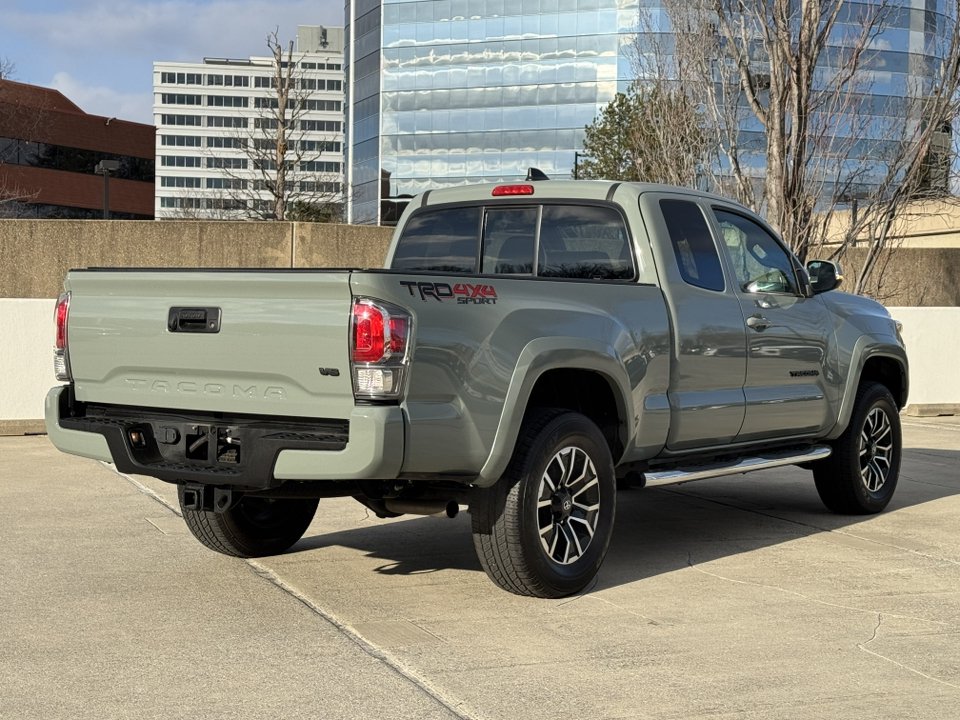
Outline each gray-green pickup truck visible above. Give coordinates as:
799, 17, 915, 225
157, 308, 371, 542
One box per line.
47, 179, 908, 598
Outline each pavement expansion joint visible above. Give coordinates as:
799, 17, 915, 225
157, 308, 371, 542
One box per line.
246, 560, 479, 720
98, 458, 479, 719
102, 461, 182, 517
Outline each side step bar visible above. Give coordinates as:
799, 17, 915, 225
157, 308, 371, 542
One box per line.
645, 445, 831, 487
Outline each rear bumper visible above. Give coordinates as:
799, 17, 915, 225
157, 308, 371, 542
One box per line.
45, 385, 404, 490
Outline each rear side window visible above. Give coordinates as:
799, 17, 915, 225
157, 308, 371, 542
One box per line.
391, 207, 480, 273
537, 205, 634, 280
660, 199, 725, 292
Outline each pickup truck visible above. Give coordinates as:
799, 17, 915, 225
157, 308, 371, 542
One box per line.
46, 179, 908, 598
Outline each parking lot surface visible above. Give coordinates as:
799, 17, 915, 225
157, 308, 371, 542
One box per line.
2, 417, 958, 719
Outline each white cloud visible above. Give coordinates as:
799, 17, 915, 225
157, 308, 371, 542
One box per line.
49, 72, 155, 125
8, 0, 340, 63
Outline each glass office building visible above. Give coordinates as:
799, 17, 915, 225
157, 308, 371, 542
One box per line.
345, 0, 953, 224
346, 0, 636, 223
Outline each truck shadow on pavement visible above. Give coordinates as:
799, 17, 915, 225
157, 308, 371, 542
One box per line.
290, 446, 960, 591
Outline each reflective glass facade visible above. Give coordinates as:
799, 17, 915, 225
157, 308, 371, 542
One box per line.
346, 0, 636, 223
345, 0, 952, 224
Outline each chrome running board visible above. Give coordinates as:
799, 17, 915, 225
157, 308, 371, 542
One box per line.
645, 445, 831, 487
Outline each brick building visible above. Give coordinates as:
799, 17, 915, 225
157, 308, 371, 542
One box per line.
0, 80, 155, 219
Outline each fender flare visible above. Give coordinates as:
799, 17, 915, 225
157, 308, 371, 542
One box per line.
826, 334, 908, 440
476, 337, 634, 487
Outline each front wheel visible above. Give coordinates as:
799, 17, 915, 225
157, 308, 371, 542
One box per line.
471, 410, 616, 598
178, 487, 319, 557
814, 381, 901, 514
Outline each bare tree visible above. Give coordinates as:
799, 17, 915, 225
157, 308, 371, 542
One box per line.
631, 0, 960, 297
0, 56, 15, 81
205, 30, 344, 221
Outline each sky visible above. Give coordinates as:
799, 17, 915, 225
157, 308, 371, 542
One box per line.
1, 0, 343, 125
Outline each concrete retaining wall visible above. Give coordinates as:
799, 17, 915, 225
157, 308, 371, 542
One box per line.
0, 299, 54, 433
2, 298, 956, 432
888, 307, 960, 415
0, 219, 394, 299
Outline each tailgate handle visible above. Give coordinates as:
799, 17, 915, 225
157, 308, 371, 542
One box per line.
168, 307, 221, 333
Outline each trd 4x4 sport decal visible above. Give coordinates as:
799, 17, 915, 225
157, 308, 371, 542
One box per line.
400, 281, 498, 304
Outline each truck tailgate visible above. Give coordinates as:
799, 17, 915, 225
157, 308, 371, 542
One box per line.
65, 270, 356, 419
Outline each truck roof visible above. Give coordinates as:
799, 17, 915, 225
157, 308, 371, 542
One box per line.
416, 179, 752, 212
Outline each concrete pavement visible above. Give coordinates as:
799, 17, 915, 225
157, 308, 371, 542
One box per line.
2, 418, 958, 719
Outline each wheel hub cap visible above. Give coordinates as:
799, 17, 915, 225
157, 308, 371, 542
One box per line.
859, 407, 893, 493
537, 446, 601, 566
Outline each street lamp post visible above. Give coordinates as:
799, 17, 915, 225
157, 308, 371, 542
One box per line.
573, 151, 591, 180
94, 160, 120, 219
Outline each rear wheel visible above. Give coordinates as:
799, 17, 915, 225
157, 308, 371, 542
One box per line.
178, 487, 319, 557
814, 381, 901, 514
471, 410, 616, 598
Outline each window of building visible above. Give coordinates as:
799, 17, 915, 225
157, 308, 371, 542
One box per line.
206, 74, 249, 87
161, 156, 202, 167
206, 177, 248, 189
206, 157, 248, 169
326, 63, 341, 71
206, 116, 248, 128
161, 135, 202, 147
302, 99, 342, 112
301, 120, 342, 132
161, 114, 202, 126
161, 72, 202, 84
160, 196, 203, 209
255, 97, 297, 109
161, 176, 203, 188
161, 93, 202, 105
207, 95, 248, 107
300, 161, 342, 172
301, 78, 317, 90
207, 136, 247, 149
299, 180, 342, 193
660, 199, 725, 292
301, 62, 317, 69
0, 137, 154, 182
255, 118, 279, 130
299, 140, 342, 153
254, 76, 274, 88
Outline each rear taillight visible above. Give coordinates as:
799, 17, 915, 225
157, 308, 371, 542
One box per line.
351, 298, 411, 400
54, 292, 72, 381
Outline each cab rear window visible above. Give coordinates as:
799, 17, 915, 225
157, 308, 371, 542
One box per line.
391, 203, 634, 280
390, 207, 480, 273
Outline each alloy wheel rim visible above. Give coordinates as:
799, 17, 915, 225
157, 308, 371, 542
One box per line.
859, 407, 894, 493
537, 446, 601, 565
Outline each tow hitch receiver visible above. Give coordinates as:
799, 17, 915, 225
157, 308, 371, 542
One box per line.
181, 484, 241, 513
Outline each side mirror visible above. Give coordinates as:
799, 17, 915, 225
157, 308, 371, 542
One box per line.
806, 260, 843, 294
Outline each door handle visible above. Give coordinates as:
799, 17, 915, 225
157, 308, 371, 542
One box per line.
746, 314, 772, 331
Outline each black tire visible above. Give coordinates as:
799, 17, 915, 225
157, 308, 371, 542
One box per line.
471, 410, 617, 598
814, 381, 901, 514
178, 487, 319, 558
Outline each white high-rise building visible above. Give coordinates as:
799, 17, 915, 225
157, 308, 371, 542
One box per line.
153, 25, 344, 219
